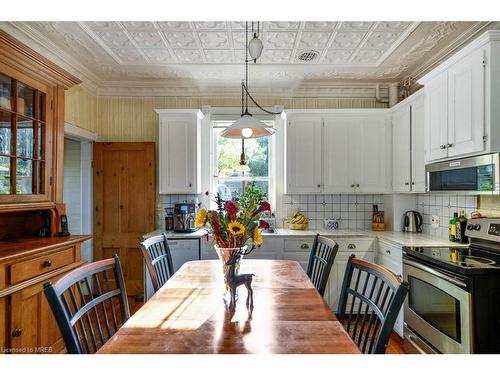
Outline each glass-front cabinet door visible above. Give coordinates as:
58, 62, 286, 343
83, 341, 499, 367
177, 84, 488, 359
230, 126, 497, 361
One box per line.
0, 72, 51, 203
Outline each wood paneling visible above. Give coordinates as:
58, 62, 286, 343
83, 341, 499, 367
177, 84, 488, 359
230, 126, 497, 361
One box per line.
64, 85, 98, 134
93, 142, 155, 297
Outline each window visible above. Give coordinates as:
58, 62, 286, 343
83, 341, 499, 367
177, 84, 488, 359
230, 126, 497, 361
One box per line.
0, 73, 45, 195
212, 120, 274, 205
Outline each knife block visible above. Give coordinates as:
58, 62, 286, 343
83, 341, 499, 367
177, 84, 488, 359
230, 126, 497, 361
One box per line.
372, 211, 385, 231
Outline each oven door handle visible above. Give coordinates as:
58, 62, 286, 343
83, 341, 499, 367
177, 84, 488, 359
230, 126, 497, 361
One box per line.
403, 259, 467, 288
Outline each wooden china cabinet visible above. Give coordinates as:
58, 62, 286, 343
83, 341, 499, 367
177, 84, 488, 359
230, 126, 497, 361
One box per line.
0, 30, 91, 354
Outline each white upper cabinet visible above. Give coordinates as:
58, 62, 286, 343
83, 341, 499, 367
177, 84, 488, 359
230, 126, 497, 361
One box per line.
286, 116, 323, 194
424, 71, 448, 162
419, 31, 500, 163
156, 109, 203, 194
286, 111, 388, 194
447, 47, 485, 157
391, 92, 425, 193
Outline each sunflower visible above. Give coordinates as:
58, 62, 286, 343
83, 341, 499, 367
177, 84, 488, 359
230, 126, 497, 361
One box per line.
194, 208, 208, 228
253, 227, 263, 246
227, 221, 246, 236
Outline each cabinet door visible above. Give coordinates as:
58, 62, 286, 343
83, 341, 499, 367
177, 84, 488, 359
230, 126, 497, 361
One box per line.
286, 117, 323, 193
424, 72, 448, 161
352, 117, 387, 193
10, 279, 65, 353
323, 117, 352, 193
159, 115, 198, 194
447, 47, 485, 157
411, 95, 426, 192
392, 105, 411, 192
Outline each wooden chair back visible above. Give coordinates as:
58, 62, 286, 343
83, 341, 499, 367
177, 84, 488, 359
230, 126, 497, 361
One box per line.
337, 255, 409, 354
140, 233, 175, 292
43, 255, 130, 354
306, 234, 339, 297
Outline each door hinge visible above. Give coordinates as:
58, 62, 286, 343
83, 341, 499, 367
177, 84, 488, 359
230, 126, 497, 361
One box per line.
49, 176, 53, 186
483, 135, 488, 143
482, 58, 487, 67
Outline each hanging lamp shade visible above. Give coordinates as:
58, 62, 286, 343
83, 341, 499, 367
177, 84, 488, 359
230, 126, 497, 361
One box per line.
248, 34, 263, 60
220, 113, 276, 139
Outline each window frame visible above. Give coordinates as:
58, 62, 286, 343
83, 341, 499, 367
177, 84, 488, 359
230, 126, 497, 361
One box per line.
210, 117, 275, 210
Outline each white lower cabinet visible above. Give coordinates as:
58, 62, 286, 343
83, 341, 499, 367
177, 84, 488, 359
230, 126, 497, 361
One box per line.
375, 239, 404, 338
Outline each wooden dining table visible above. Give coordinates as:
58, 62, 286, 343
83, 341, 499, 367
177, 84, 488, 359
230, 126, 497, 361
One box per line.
97, 260, 360, 354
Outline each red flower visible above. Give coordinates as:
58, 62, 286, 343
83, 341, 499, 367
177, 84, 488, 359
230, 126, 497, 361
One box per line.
259, 220, 270, 229
259, 201, 271, 212
225, 200, 238, 221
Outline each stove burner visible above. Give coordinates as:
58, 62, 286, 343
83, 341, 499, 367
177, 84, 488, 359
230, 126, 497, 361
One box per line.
458, 255, 496, 267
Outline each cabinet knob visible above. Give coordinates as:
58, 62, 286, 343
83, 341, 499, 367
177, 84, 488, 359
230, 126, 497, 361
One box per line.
386, 249, 391, 254
440, 145, 446, 149
347, 243, 356, 249
350, 184, 355, 188
447, 143, 454, 148
412, 182, 415, 185
188, 183, 192, 187
42, 260, 52, 268
317, 184, 321, 188
405, 182, 409, 186
300, 243, 309, 249
12, 328, 22, 337
356, 184, 360, 188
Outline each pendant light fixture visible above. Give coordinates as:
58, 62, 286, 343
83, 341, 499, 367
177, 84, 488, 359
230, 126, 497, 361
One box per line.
221, 21, 281, 140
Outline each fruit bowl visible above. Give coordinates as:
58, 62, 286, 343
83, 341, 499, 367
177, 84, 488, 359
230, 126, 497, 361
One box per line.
288, 223, 308, 230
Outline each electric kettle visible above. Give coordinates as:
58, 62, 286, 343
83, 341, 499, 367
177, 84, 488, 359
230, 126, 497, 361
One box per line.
402, 210, 423, 232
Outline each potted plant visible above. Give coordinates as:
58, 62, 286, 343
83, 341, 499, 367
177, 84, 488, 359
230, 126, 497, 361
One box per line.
195, 188, 271, 306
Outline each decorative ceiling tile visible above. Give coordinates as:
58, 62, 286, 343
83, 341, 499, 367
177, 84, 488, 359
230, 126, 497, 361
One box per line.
111, 48, 147, 63
141, 48, 176, 63
155, 22, 192, 31
266, 21, 300, 30
85, 21, 121, 31
198, 31, 230, 49
260, 49, 292, 64
331, 32, 366, 49
339, 22, 374, 31
265, 31, 296, 49
364, 31, 401, 49
232, 32, 247, 49
352, 49, 384, 63
230, 21, 246, 30
233, 50, 246, 63
128, 32, 165, 48
174, 49, 204, 63
375, 22, 412, 31
299, 32, 330, 50
194, 21, 227, 30
304, 22, 338, 31
121, 22, 156, 31
323, 49, 354, 64
163, 31, 197, 48
94, 31, 134, 48
204, 49, 234, 63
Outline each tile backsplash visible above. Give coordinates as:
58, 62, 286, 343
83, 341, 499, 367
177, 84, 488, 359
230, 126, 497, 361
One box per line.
415, 194, 477, 238
281, 194, 385, 230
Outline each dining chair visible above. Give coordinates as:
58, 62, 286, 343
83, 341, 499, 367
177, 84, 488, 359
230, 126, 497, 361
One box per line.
43, 255, 130, 354
306, 234, 339, 297
139, 233, 175, 293
337, 254, 409, 354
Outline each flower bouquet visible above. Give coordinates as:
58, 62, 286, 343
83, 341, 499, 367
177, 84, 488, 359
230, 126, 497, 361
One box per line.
195, 190, 271, 307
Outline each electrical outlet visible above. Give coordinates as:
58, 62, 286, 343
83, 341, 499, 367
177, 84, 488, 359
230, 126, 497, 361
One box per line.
431, 215, 440, 229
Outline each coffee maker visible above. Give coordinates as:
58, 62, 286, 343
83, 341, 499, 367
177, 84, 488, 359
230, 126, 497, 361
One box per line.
173, 203, 197, 233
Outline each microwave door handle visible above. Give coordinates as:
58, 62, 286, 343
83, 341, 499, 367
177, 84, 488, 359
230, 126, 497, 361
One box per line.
403, 259, 467, 288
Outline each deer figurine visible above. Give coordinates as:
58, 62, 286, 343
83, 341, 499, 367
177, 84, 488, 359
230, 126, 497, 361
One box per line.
225, 255, 254, 310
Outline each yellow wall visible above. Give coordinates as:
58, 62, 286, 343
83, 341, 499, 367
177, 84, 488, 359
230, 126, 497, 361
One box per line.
65, 85, 387, 142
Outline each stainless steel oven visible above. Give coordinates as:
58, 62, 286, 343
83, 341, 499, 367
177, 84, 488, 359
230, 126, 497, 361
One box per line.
403, 258, 473, 354
426, 153, 500, 194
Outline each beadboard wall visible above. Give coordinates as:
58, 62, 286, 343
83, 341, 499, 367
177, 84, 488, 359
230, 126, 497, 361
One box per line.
64, 86, 387, 142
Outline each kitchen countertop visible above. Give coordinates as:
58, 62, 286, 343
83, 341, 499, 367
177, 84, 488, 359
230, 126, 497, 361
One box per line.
263, 228, 469, 248
146, 228, 467, 248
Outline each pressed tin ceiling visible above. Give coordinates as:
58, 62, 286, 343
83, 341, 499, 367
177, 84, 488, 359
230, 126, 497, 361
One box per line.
0, 21, 497, 97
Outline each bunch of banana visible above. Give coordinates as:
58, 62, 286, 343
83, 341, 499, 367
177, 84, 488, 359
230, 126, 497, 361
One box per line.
290, 212, 309, 225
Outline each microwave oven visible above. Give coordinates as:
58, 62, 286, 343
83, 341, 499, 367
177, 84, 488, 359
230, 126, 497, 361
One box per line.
426, 153, 500, 194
